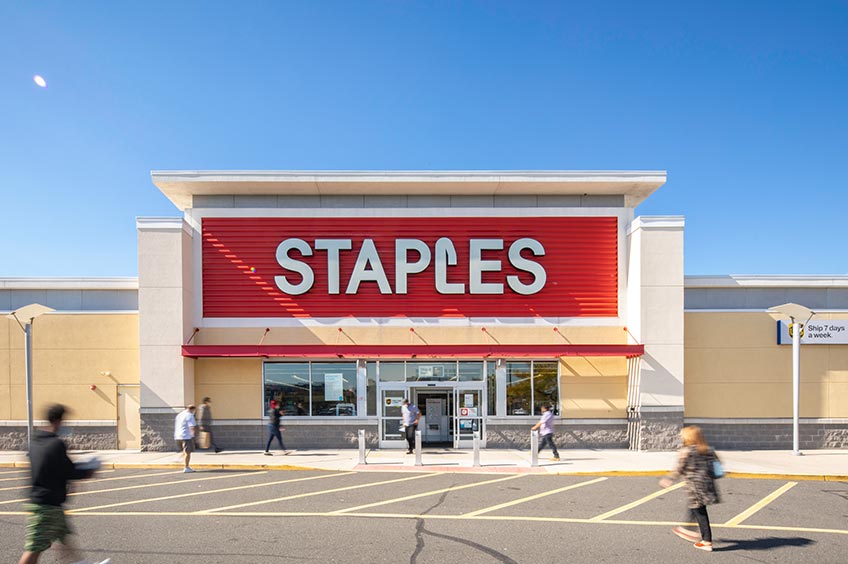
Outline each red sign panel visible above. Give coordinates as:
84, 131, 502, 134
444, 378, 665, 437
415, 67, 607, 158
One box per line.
201, 216, 618, 318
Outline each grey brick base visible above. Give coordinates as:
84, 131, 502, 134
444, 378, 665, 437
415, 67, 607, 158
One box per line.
140, 412, 380, 451
637, 410, 684, 451
0, 426, 117, 451
486, 423, 628, 449
691, 420, 848, 450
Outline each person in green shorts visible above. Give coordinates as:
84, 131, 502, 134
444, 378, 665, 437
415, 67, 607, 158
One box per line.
18, 404, 109, 564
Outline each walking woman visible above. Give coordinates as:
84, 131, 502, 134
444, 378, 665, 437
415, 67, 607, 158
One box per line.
264, 400, 289, 455
659, 425, 720, 552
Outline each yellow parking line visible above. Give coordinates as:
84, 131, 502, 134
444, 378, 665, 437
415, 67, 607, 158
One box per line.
0, 469, 28, 476
200, 471, 440, 513
723, 482, 798, 526
589, 481, 686, 522
0, 475, 30, 483
463, 477, 608, 517
71, 472, 353, 513
331, 474, 524, 515
0, 471, 266, 505
0, 484, 28, 492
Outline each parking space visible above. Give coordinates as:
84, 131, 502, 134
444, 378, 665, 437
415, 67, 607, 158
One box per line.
0, 468, 845, 539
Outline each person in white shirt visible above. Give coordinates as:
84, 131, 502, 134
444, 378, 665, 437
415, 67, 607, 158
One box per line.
401, 399, 421, 454
174, 405, 198, 473
531, 404, 560, 461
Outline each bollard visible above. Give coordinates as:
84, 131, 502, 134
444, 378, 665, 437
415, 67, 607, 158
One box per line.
530, 430, 539, 467
472, 431, 481, 467
358, 429, 366, 464
415, 429, 423, 466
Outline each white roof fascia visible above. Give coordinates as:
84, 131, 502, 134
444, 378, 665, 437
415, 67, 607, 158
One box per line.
685, 275, 848, 288
0, 278, 139, 290
150, 170, 668, 211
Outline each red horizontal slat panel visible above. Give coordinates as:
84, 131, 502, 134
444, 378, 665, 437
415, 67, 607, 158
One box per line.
201, 216, 618, 318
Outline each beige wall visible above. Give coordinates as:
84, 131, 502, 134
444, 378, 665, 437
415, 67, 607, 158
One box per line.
685, 312, 848, 418
0, 314, 139, 421
194, 358, 263, 419
561, 356, 627, 418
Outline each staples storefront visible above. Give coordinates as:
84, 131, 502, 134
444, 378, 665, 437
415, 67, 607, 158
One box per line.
138, 171, 681, 451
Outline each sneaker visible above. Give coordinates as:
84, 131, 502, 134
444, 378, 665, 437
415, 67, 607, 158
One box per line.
694, 541, 713, 552
550, 457, 560, 461
264, 451, 272, 456
406, 450, 414, 454
283, 451, 291, 455
214, 448, 223, 453
672, 527, 699, 541
183, 467, 194, 473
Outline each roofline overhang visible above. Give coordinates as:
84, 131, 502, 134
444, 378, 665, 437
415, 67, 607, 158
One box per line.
181, 343, 645, 359
151, 170, 667, 211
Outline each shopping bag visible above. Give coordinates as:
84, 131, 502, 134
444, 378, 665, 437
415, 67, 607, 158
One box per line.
197, 431, 211, 449
711, 459, 725, 479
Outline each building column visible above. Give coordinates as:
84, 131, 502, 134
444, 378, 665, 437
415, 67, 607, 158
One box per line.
137, 217, 195, 451
626, 216, 685, 450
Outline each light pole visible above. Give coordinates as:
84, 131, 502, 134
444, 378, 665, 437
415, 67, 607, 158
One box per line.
6, 303, 55, 450
767, 302, 815, 456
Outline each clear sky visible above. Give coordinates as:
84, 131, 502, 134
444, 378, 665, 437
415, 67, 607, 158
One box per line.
1, 1, 846, 277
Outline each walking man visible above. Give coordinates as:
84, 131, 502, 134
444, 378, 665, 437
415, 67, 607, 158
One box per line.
531, 404, 560, 461
197, 397, 222, 453
18, 404, 110, 564
174, 404, 198, 473
401, 398, 421, 454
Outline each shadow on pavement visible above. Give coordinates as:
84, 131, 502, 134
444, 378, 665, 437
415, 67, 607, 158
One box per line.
717, 536, 816, 552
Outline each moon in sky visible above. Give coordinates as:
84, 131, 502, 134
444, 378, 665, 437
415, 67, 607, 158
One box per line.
33, 75, 47, 88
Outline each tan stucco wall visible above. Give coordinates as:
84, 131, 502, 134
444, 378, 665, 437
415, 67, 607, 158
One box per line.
193, 325, 628, 347
194, 358, 263, 419
1, 314, 139, 421
685, 312, 848, 418
561, 356, 627, 418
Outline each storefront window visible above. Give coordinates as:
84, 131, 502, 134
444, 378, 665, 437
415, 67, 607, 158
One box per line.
264, 363, 309, 416
506, 361, 532, 415
458, 362, 484, 381
264, 362, 358, 416
366, 362, 377, 416
311, 362, 358, 416
486, 361, 496, 416
533, 361, 559, 415
379, 362, 405, 382
406, 362, 458, 382
506, 360, 559, 416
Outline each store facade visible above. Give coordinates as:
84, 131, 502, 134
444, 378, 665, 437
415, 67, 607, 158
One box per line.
137, 171, 674, 451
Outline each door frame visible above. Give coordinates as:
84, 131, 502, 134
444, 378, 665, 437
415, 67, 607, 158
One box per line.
453, 383, 486, 448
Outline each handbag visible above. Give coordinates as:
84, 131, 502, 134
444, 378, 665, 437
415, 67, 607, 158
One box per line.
711, 459, 725, 479
197, 431, 211, 449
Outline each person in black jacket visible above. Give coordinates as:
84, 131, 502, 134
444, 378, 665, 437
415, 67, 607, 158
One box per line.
18, 404, 108, 564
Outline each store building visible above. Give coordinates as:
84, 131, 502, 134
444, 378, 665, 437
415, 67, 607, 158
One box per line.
1, 171, 846, 451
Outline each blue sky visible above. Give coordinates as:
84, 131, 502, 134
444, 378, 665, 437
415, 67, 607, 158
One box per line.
1, 1, 846, 277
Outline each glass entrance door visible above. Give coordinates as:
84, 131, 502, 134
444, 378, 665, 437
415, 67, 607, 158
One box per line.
379, 386, 407, 448
454, 386, 485, 448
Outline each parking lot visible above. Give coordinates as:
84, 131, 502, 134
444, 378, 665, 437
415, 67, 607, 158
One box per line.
0, 467, 845, 563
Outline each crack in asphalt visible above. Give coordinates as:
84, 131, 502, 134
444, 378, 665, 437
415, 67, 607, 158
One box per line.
409, 483, 517, 564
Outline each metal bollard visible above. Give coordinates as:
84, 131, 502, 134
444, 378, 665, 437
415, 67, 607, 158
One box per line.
472, 431, 481, 467
358, 429, 367, 464
530, 430, 539, 467
415, 430, 423, 466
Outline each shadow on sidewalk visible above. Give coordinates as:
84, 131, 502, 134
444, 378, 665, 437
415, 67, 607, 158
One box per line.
716, 536, 815, 552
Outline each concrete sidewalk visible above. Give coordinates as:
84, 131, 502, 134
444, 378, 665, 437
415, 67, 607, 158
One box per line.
1, 447, 845, 480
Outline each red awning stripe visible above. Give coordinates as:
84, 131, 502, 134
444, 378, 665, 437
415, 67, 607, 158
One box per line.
181, 344, 644, 359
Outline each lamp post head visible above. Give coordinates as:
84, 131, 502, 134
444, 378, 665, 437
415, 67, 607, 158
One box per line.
7, 303, 55, 328
768, 302, 815, 322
